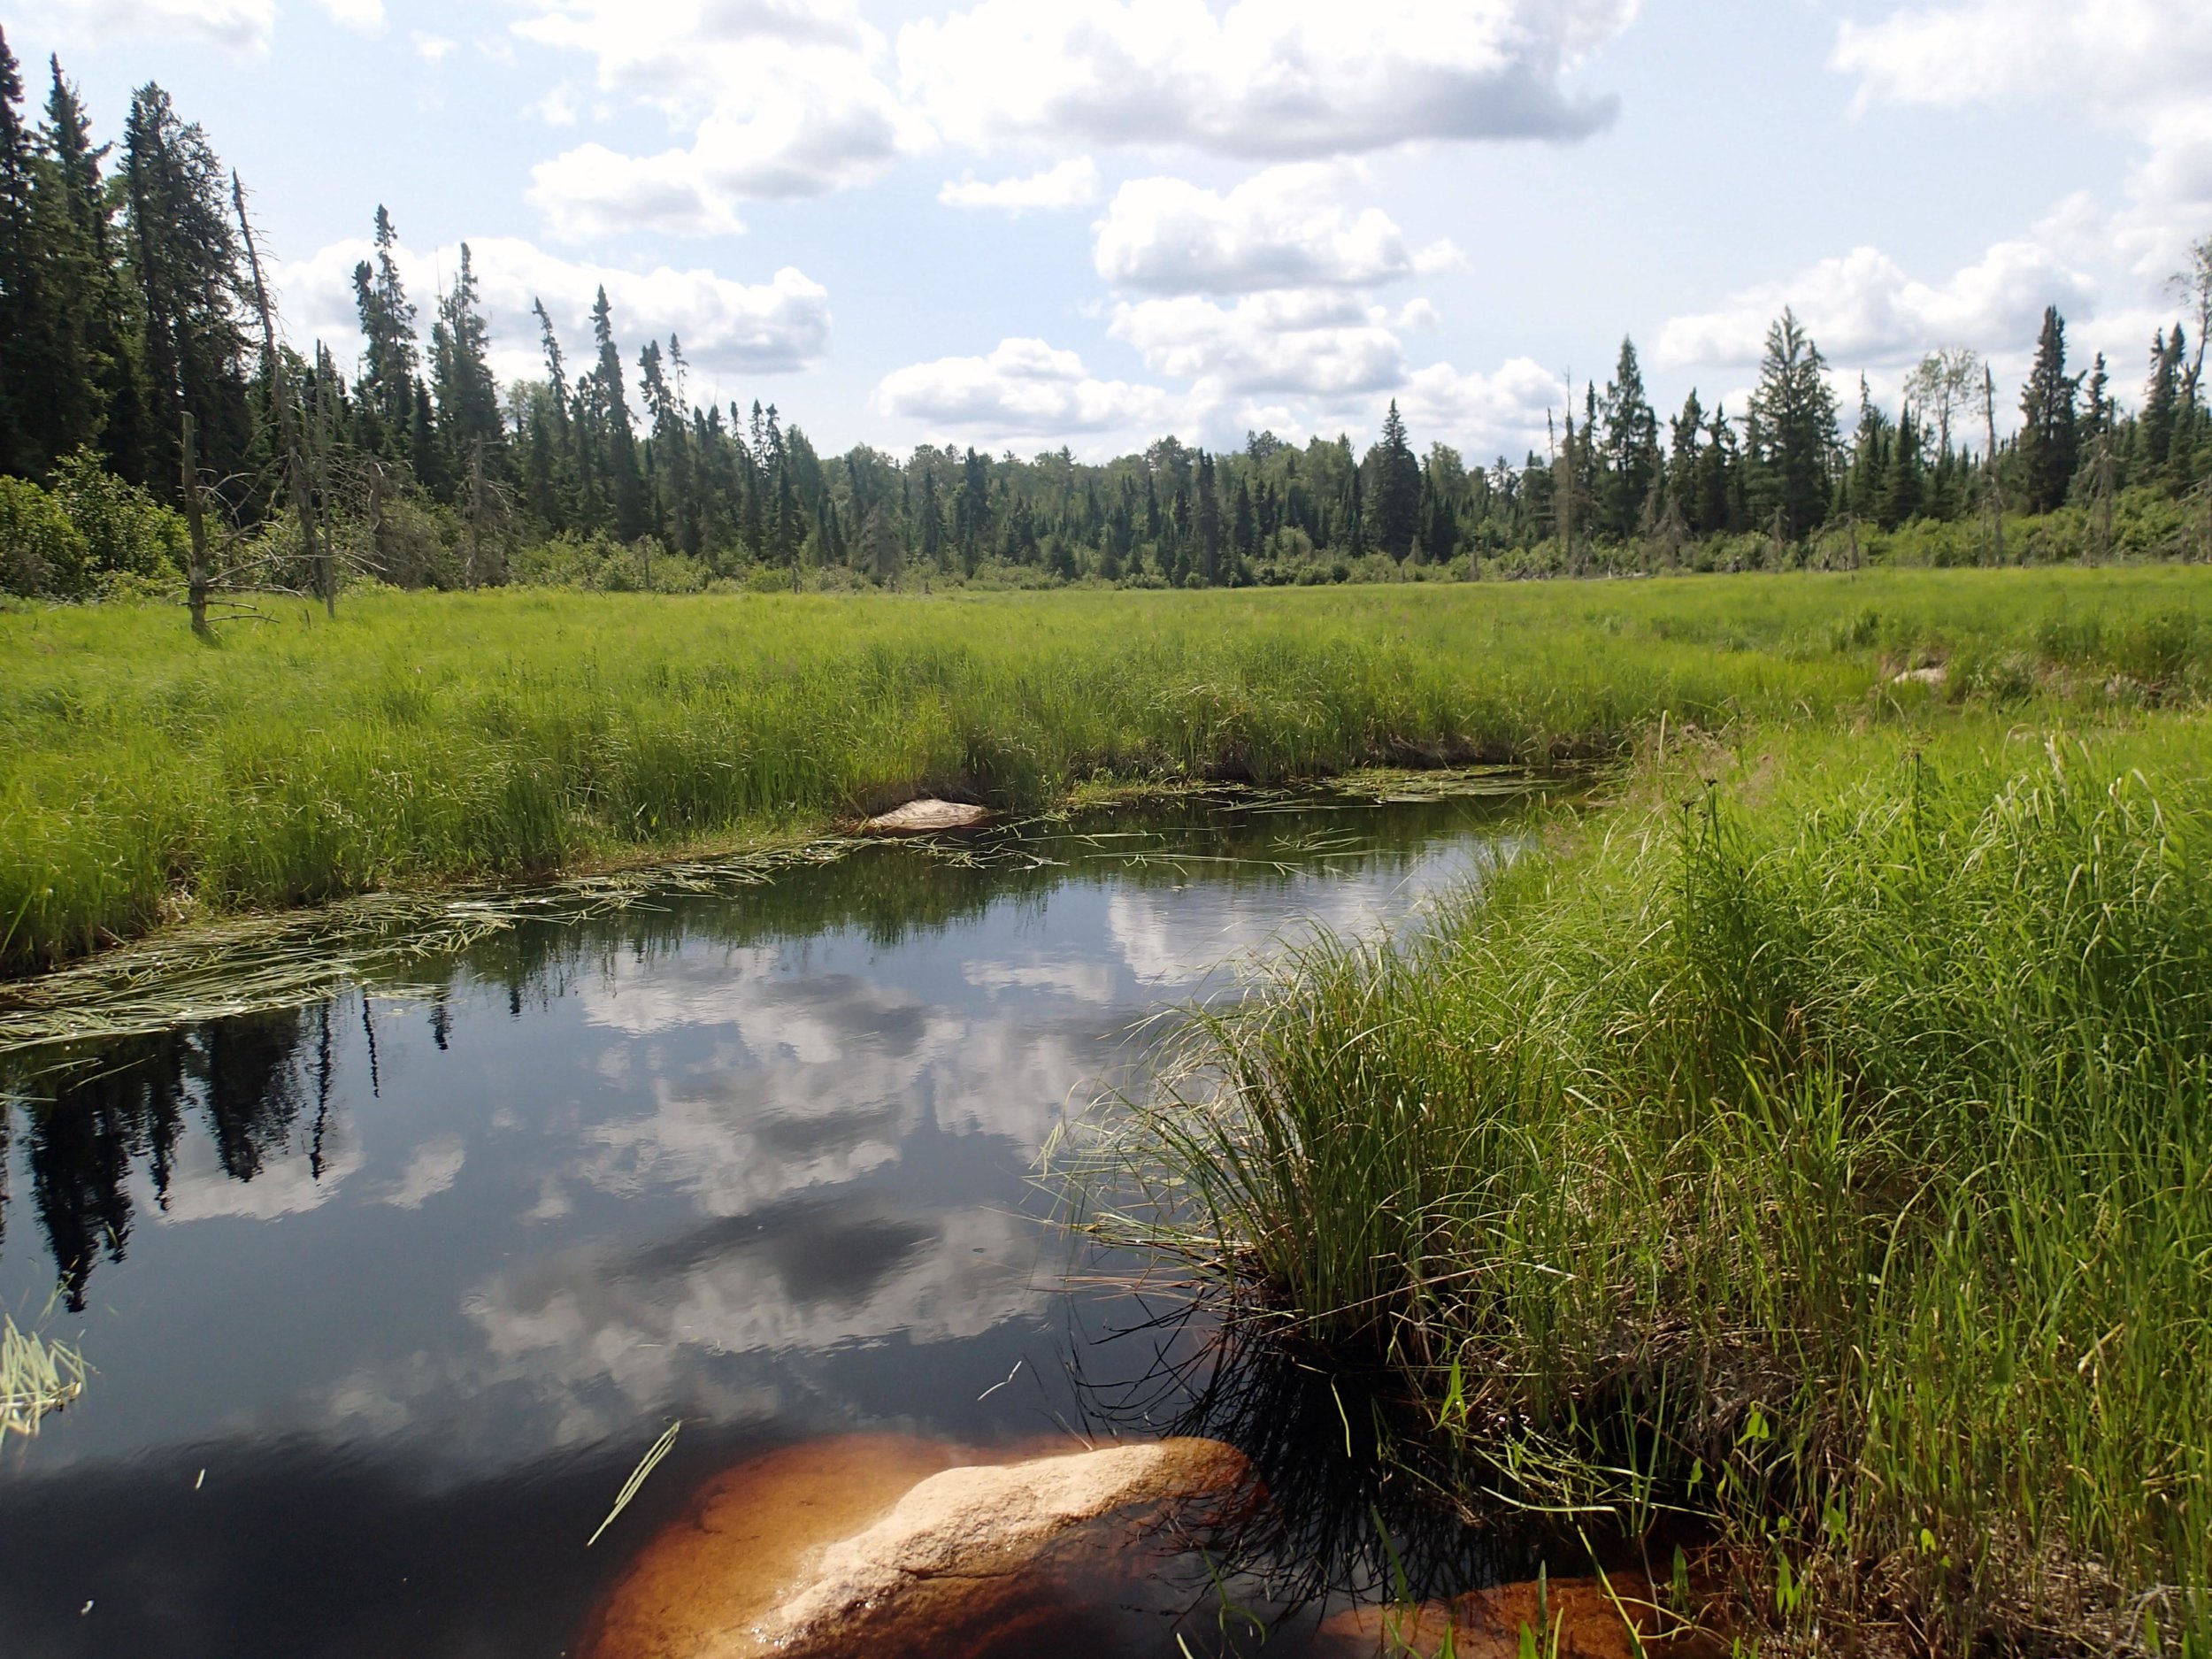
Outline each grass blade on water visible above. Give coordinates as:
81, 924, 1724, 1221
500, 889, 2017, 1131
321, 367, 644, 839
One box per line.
588, 1418, 682, 1548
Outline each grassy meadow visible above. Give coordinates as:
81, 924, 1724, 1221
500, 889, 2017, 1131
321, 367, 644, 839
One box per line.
7, 566, 2212, 979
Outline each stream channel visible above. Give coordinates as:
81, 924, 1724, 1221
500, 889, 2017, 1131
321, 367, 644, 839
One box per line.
0, 777, 1559, 1657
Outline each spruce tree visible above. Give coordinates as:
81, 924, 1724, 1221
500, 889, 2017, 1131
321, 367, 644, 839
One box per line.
1194, 449, 1221, 584
0, 29, 39, 475
1599, 336, 1660, 538
42, 59, 151, 483
589, 286, 645, 540
1882, 410, 1924, 529
11, 59, 108, 471
1746, 309, 1839, 541
1665, 390, 1704, 534
2141, 326, 2181, 472
350, 205, 418, 458
1362, 399, 1420, 558
2016, 306, 2080, 514
120, 82, 252, 499
429, 242, 504, 485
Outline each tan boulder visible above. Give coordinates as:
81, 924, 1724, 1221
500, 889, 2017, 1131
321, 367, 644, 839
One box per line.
577, 1433, 1254, 1659
1312, 1575, 1686, 1659
859, 798, 989, 833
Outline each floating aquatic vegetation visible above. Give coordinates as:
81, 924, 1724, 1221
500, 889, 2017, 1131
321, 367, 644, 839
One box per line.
0, 767, 1567, 1063
1, 1313, 88, 1438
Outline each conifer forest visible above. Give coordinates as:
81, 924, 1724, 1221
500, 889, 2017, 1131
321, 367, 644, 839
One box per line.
4, 35, 2210, 611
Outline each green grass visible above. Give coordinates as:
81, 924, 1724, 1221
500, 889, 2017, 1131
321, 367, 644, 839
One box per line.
1091, 714, 2212, 1650
8, 568, 2212, 979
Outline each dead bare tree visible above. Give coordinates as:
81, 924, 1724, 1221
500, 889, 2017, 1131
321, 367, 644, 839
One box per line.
1981, 364, 2005, 567
2091, 426, 2115, 565
232, 172, 330, 616
180, 411, 211, 639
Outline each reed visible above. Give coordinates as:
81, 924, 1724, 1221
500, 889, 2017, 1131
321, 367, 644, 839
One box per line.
7, 567, 2209, 979
1088, 715, 2212, 1650
1, 1311, 88, 1437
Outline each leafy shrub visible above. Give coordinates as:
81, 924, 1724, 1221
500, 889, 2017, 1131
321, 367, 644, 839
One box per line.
49, 448, 186, 582
0, 474, 91, 597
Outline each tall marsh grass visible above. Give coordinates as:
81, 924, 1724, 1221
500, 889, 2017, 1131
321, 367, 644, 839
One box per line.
7, 568, 2211, 977
1094, 718, 2212, 1650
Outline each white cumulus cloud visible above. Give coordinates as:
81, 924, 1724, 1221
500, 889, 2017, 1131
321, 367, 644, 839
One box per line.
1397, 356, 1568, 462
513, 0, 928, 238
275, 234, 832, 389
1108, 288, 1408, 398
1655, 237, 2098, 372
319, 0, 384, 35
873, 336, 1183, 438
1094, 164, 1461, 295
1832, 0, 2212, 278
899, 0, 1640, 158
18, 0, 277, 53
939, 157, 1101, 213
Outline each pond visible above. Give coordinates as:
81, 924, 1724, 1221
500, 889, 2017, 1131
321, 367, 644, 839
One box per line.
0, 781, 1553, 1657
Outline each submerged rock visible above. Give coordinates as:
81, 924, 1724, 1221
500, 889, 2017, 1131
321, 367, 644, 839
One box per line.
860, 798, 989, 833
1312, 1576, 1676, 1659
577, 1434, 1254, 1659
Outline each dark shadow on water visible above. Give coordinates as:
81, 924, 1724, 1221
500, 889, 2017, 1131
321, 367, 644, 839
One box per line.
1062, 1293, 1653, 1647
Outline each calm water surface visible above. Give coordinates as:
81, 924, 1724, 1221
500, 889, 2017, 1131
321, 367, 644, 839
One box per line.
0, 789, 1537, 1657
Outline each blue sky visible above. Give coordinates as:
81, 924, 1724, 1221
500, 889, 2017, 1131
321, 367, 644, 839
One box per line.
10, 0, 2209, 462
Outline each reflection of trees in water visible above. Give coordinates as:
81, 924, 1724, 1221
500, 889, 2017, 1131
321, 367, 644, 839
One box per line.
15, 1010, 318, 1309
453, 792, 1512, 1010
0, 790, 1525, 1313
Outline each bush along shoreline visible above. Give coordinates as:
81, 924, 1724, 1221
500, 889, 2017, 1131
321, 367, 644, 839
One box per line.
1087, 713, 2212, 1654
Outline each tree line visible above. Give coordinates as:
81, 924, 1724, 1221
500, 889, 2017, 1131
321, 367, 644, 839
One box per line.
3, 33, 2209, 607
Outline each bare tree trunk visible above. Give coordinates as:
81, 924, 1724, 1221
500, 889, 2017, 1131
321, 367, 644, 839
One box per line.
465, 443, 484, 588
1982, 365, 2004, 567
181, 411, 211, 640
1557, 398, 1576, 576
367, 460, 387, 582
233, 172, 329, 616
2095, 431, 2115, 565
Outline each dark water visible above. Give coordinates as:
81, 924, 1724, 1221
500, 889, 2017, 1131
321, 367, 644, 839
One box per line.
0, 787, 1541, 1657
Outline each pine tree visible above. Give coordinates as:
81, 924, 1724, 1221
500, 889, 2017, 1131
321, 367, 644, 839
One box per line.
1194, 449, 1221, 584
2016, 306, 2080, 515
0, 27, 37, 475
351, 204, 419, 457
918, 467, 944, 569
588, 286, 645, 540
1847, 375, 1891, 524
120, 82, 252, 498
1665, 390, 1704, 534
9, 58, 109, 472
638, 335, 698, 554
41, 58, 150, 482
1746, 309, 1838, 541
1882, 410, 1924, 529
2141, 326, 2182, 472
1699, 403, 1738, 535
429, 242, 504, 488
1598, 336, 1660, 539
1362, 399, 1420, 557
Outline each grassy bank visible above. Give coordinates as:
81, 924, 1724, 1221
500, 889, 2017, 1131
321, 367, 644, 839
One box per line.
1100, 712, 2212, 1651
5, 568, 2211, 979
